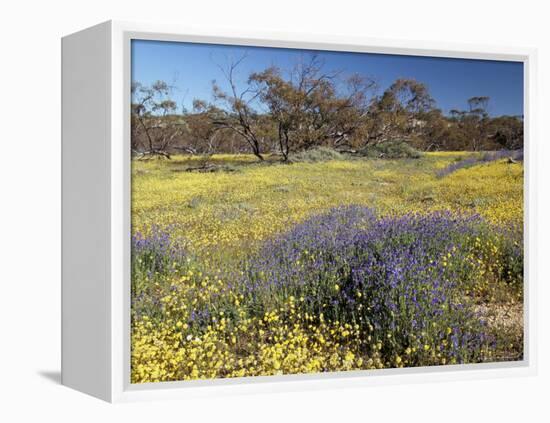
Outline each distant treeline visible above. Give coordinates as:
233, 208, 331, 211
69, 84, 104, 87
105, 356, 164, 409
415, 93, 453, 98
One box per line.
131, 55, 523, 160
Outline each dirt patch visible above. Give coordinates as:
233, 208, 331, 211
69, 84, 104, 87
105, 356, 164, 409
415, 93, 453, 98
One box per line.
477, 302, 523, 362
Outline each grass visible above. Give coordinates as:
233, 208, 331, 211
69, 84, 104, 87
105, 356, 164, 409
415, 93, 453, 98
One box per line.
130, 152, 523, 383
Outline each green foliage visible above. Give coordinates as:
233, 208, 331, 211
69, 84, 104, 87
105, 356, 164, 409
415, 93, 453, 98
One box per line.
360, 140, 422, 159
289, 146, 345, 162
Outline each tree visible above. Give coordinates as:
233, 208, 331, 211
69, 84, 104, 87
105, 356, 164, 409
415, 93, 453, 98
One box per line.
184, 99, 227, 155
449, 96, 491, 151
416, 109, 452, 151
248, 67, 294, 160
488, 115, 523, 150
211, 55, 266, 161
366, 79, 435, 145
131, 69, 522, 157
317, 73, 376, 150
468, 96, 490, 117
131, 81, 187, 158
250, 56, 376, 160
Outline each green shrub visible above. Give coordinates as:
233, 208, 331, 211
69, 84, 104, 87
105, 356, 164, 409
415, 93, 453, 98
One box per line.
360, 140, 422, 159
289, 146, 344, 163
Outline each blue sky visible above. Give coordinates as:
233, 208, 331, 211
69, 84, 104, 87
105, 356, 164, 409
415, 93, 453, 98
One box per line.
131, 39, 523, 117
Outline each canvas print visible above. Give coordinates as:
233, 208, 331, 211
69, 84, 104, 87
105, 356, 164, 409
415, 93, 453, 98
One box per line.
130, 40, 524, 383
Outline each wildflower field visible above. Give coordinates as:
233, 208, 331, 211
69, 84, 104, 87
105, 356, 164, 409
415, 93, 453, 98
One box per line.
131, 152, 523, 383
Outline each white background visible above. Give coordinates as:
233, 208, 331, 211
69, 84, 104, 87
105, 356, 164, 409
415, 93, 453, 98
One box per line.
0, 0, 548, 421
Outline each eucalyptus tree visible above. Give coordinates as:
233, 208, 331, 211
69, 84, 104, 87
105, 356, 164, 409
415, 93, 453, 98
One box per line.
210, 54, 266, 161
366, 79, 435, 145
250, 55, 376, 160
131, 80, 187, 158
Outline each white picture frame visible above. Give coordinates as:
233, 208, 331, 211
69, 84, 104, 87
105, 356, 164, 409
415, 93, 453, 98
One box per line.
61, 20, 537, 403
